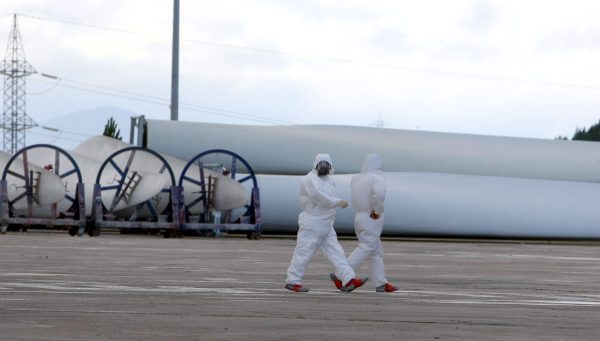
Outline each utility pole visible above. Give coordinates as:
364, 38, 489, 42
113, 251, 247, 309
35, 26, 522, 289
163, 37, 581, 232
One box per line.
170, 0, 180, 121
0, 14, 36, 154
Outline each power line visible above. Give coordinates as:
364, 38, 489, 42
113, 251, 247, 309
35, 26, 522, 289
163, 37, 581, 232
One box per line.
49, 127, 93, 138
30, 76, 295, 125
28, 129, 88, 143
5, 13, 291, 145
17, 13, 600, 91
29, 77, 62, 95
18, 13, 168, 40
19, 14, 295, 124
31, 77, 166, 104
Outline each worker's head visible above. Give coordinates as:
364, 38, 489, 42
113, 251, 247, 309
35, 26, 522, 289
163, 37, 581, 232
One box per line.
312, 153, 334, 176
315, 160, 332, 176
361, 154, 383, 174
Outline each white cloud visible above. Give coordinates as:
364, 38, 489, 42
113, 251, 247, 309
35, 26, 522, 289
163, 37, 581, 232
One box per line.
2, 0, 600, 140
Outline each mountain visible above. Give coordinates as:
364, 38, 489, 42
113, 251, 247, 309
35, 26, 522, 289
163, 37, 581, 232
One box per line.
26, 106, 135, 150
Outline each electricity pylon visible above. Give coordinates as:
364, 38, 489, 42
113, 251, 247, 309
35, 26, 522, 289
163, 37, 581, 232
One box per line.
0, 14, 36, 154
369, 112, 392, 129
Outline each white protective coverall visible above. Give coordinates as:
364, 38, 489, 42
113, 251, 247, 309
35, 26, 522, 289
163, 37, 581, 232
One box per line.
347, 154, 389, 287
286, 154, 356, 286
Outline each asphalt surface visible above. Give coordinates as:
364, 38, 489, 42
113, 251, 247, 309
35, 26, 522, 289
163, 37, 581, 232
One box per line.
1, 232, 600, 340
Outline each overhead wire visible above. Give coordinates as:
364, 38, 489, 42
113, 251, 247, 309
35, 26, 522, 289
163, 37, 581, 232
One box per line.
30, 76, 294, 125
29, 77, 62, 95
16, 12, 600, 91
13, 13, 294, 125
13, 11, 600, 144
28, 129, 65, 144
57, 77, 294, 124
27, 129, 87, 143
12, 11, 414, 144
18, 13, 168, 40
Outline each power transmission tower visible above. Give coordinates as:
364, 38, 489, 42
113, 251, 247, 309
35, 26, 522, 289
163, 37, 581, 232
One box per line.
0, 14, 36, 154
369, 112, 392, 129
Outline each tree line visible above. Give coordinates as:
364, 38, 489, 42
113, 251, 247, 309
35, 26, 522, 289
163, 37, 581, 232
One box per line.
556, 119, 600, 141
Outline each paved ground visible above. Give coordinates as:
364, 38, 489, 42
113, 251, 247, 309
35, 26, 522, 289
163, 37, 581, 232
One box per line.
1, 232, 600, 340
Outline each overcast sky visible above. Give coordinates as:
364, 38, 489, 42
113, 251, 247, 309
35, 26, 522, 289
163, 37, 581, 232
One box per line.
3, 0, 600, 144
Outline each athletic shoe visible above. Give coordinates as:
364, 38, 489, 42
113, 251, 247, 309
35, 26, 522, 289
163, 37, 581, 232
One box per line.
375, 283, 398, 292
329, 273, 343, 290
285, 283, 309, 292
341, 277, 368, 292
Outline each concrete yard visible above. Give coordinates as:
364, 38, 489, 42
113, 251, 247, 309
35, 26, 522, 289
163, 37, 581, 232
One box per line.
1, 232, 600, 341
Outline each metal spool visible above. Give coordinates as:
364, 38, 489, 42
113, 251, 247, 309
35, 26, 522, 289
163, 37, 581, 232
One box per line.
179, 149, 261, 239
91, 146, 179, 237
0, 144, 85, 235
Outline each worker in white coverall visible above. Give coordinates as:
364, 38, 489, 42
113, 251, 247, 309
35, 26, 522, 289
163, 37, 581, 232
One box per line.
333, 154, 398, 292
285, 154, 368, 292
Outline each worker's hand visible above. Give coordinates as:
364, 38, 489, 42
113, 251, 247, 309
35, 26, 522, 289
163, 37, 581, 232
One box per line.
370, 210, 380, 220
338, 200, 348, 209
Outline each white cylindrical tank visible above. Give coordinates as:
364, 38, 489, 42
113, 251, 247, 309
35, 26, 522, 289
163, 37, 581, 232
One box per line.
145, 119, 600, 182
250, 172, 600, 238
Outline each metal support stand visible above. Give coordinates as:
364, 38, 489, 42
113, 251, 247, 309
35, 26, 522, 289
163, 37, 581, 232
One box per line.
0, 183, 86, 236
90, 184, 181, 237
0, 144, 86, 236
178, 149, 262, 239
88, 146, 181, 238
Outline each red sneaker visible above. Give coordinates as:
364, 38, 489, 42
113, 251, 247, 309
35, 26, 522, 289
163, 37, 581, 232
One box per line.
329, 273, 343, 290
285, 283, 309, 292
376, 283, 398, 292
341, 277, 368, 292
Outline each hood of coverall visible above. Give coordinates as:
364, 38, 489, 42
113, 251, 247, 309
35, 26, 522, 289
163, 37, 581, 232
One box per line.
361, 154, 383, 174
312, 153, 335, 175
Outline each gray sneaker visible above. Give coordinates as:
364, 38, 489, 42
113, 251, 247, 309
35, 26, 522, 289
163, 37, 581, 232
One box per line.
285, 283, 309, 292
341, 277, 368, 292
375, 283, 398, 292
330, 273, 343, 290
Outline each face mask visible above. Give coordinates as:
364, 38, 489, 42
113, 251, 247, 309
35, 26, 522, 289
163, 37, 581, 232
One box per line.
316, 160, 331, 176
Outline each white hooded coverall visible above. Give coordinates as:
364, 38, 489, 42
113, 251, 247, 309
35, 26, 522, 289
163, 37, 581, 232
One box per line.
347, 154, 389, 287
286, 154, 356, 286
